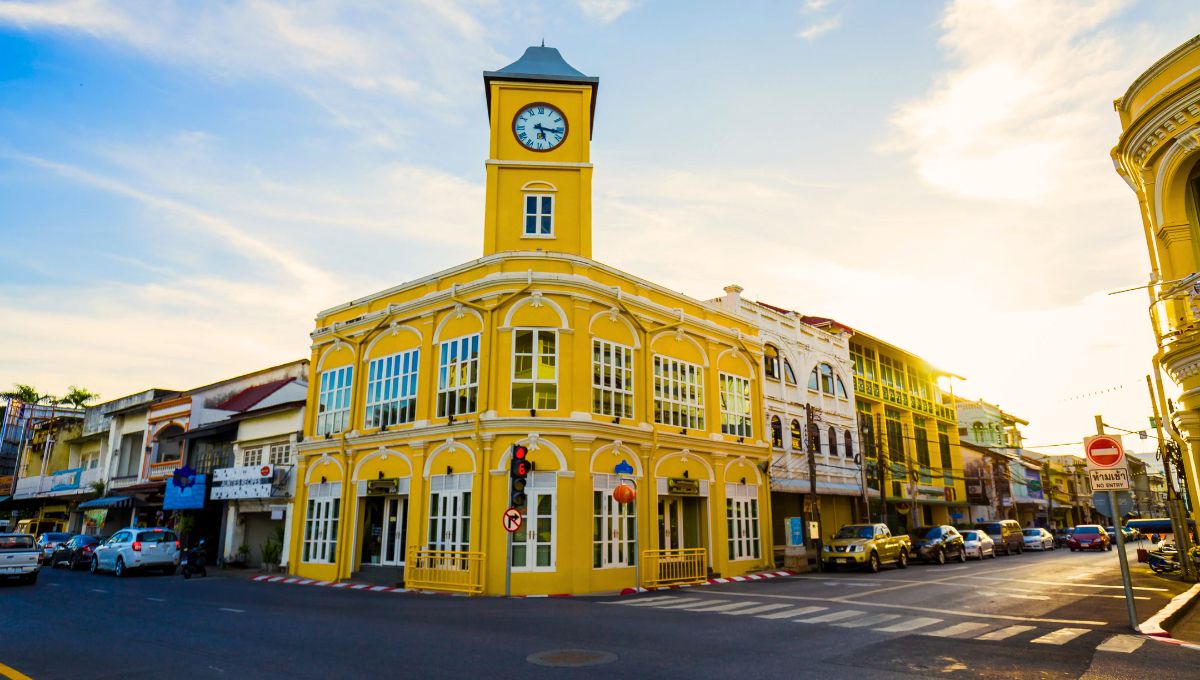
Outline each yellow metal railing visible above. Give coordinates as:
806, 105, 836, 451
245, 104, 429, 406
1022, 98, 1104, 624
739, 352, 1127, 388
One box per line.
405, 548, 484, 594
642, 548, 707, 588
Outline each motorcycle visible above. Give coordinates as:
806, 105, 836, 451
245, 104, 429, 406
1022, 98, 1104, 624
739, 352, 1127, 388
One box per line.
182, 540, 208, 579
1148, 543, 1200, 575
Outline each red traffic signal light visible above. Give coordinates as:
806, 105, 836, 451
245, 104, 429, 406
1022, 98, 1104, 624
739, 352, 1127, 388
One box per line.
510, 444, 533, 508
513, 445, 528, 460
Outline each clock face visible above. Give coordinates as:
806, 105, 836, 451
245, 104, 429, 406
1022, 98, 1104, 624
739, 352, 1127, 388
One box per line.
514, 104, 567, 151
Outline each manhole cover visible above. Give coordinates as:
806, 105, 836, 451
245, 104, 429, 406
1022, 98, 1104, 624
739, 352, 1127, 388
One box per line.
526, 649, 618, 667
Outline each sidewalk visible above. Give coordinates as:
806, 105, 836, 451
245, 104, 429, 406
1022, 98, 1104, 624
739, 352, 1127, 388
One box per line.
1166, 586, 1200, 643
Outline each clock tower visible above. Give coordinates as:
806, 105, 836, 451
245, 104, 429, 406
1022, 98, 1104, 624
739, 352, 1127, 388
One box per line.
482, 46, 598, 258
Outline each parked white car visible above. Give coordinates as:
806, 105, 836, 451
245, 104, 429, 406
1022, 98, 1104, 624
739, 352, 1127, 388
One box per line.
0, 533, 42, 585
1022, 528, 1054, 551
961, 530, 996, 559
91, 528, 180, 577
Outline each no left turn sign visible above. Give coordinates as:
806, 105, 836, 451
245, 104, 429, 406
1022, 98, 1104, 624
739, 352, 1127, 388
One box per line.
502, 507, 523, 533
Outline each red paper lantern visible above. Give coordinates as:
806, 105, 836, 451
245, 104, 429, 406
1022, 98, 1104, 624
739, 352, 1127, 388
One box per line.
613, 484, 636, 504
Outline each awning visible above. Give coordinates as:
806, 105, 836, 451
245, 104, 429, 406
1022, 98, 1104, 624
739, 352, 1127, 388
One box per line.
0, 496, 10, 505
77, 495, 133, 509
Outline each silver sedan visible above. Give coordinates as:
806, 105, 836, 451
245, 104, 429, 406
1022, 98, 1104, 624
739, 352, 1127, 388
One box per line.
1022, 528, 1055, 551
961, 530, 996, 559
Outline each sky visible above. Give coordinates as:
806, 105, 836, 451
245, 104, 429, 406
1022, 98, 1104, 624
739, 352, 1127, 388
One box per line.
1, 0, 1198, 459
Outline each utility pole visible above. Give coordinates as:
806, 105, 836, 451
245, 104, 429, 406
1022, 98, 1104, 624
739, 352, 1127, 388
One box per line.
876, 412, 886, 526
1096, 415, 1140, 630
1147, 376, 1196, 582
806, 404, 823, 570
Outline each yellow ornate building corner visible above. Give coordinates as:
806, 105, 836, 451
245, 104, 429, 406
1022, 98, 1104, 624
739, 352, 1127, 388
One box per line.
288, 47, 774, 595
1113, 35, 1200, 531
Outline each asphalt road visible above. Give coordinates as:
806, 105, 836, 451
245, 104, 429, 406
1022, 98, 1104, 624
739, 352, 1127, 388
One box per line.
1, 543, 1196, 679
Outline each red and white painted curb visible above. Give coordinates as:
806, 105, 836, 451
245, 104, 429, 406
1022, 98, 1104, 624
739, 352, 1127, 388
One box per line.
619, 569, 797, 595
252, 568, 797, 598
1140, 582, 1200, 651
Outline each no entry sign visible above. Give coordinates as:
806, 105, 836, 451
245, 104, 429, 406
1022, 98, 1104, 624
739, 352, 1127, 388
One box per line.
502, 507, 523, 533
1084, 434, 1124, 469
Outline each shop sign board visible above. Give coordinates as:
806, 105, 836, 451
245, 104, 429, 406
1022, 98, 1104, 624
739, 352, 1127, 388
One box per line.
49, 467, 83, 492
211, 465, 276, 500
785, 517, 804, 547
163, 473, 207, 510
667, 478, 700, 496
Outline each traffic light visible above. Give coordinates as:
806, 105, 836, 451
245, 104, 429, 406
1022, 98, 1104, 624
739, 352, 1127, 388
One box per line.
510, 444, 533, 509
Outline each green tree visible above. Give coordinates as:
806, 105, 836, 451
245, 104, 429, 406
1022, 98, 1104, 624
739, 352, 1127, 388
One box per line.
0, 384, 52, 405
60, 386, 99, 409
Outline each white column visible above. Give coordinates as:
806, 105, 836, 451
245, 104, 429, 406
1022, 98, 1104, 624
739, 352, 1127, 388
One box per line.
222, 502, 239, 562
280, 500, 294, 568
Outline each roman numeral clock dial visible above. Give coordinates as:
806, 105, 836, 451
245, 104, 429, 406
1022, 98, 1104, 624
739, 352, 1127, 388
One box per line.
514, 104, 567, 151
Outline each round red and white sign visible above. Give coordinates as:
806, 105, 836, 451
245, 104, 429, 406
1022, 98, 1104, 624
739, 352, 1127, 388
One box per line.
1085, 435, 1124, 468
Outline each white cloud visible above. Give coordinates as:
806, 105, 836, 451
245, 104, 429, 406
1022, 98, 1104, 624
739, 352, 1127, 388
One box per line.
888, 0, 1162, 203
576, 0, 635, 24
797, 15, 841, 41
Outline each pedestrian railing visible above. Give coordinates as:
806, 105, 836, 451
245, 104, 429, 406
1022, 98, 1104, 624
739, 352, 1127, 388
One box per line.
641, 548, 707, 588
405, 548, 484, 594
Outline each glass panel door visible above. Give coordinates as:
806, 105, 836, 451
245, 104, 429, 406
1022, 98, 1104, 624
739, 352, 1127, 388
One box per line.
382, 496, 408, 566
512, 490, 555, 570
658, 498, 684, 550
428, 490, 471, 553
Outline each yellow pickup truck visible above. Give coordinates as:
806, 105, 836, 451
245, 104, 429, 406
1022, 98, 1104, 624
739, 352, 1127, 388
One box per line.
822, 523, 912, 573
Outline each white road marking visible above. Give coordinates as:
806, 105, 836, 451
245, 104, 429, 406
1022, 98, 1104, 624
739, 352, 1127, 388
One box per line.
47, 583, 61, 587
722, 603, 793, 616
975, 625, 1036, 641
924, 622, 991, 638
219, 607, 245, 613
756, 606, 827, 620
940, 566, 969, 571
611, 596, 683, 606
655, 599, 728, 610
961, 575, 1168, 592
874, 616, 943, 632
1095, 634, 1146, 654
795, 609, 866, 624
89, 589, 107, 594
685, 601, 764, 613
834, 613, 901, 628
1031, 628, 1089, 645
145, 597, 166, 603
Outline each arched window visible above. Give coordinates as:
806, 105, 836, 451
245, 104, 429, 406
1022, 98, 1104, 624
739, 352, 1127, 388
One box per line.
844, 431, 854, 460
828, 426, 838, 456
770, 416, 783, 448
790, 419, 803, 450
972, 422, 985, 443
782, 360, 797, 385
764, 345, 780, 381
809, 362, 843, 396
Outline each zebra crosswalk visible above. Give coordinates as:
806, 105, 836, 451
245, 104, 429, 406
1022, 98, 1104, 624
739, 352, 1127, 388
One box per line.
601, 595, 1146, 654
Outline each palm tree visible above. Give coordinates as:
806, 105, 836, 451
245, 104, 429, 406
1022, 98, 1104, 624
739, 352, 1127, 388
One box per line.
60, 386, 99, 409
0, 384, 51, 405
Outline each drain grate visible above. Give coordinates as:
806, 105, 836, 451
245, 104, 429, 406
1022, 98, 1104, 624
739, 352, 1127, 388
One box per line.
526, 649, 618, 667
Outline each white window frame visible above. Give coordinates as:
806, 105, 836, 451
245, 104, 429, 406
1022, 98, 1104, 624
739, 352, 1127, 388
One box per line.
593, 474, 636, 569
511, 472, 557, 572
592, 339, 634, 419
726, 484, 760, 562
719, 373, 752, 438
242, 446, 264, 467
436, 334, 480, 418
365, 348, 420, 429
523, 193, 554, 238
268, 442, 292, 466
303, 482, 341, 564
427, 473, 473, 554
653, 355, 705, 430
511, 329, 558, 411
316, 366, 352, 435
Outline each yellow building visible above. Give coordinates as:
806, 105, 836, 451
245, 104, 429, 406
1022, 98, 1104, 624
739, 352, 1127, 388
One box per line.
1113, 35, 1200, 531
847, 331, 967, 529
288, 47, 774, 595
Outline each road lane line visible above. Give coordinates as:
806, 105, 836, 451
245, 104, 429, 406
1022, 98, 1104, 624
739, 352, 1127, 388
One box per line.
940, 566, 969, 571
959, 575, 1169, 592
219, 608, 245, 613
756, 606, 827, 620
685, 601, 765, 613
607, 596, 681, 606
648, 598, 718, 609
795, 609, 866, 624
834, 613, 901, 628
722, 603, 793, 616
0, 661, 32, 680
90, 589, 107, 594
709, 590, 1108, 626
924, 622, 991, 638
975, 625, 1036, 641
874, 617, 942, 632
1031, 628, 1089, 645
1096, 634, 1146, 653
145, 597, 166, 603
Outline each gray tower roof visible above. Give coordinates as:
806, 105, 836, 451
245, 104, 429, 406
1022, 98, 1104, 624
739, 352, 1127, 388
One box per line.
483, 46, 599, 134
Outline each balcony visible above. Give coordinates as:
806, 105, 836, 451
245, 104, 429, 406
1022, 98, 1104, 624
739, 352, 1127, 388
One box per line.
80, 467, 103, 488
110, 475, 140, 490
147, 459, 182, 481
13, 475, 46, 499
